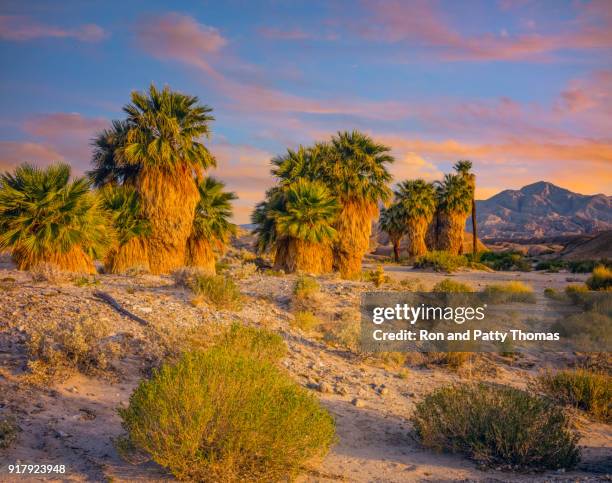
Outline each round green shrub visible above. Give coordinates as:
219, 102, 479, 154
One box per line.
412, 383, 579, 470
119, 348, 335, 481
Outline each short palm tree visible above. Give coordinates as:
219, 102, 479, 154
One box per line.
0, 163, 112, 273
186, 177, 237, 273
378, 203, 406, 262
394, 179, 437, 257
326, 131, 394, 278
92, 84, 217, 274
100, 185, 150, 273
434, 174, 472, 255
253, 179, 338, 273
454, 160, 477, 255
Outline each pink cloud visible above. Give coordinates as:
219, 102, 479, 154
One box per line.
258, 27, 311, 40
0, 141, 64, 172
23, 112, 107, 139
0, 15, 106, 42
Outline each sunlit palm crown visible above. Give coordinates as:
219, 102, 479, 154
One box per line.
251, 186, 285, 253
273, 179, 339, 244
0, 163, 112, 261
100, 184, 150, 245
192, 176, 237, 243
436, 173, 472, 213
394, 179, 437, 219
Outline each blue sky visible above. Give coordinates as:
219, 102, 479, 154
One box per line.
1, 0, 610, 222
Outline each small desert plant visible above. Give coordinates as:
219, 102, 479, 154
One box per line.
432, 278, 473, 293
172, 266, 208, 288
119, 347, 335, 481
414, 251, 468, 273
362, 265, 390, 287
230, 262, 258, 280
412, 383, 580, 470
321, 310, 360, 351
214, 323, 287, 363
586, 265, 612, 291
399, 277, 425, 291
292, 311, 321, 333
294, 275, 320, 299
537, 369, 611, 423
190, 274, 242, 309
535, 259, 567, 272
479, 251, 531, 272
482, 281, 536, 303
569, 259, 612, 273
543, 287, 563, 300
565, 283, 589, 295
29, 262, 69, 283
0, 416, 19, 449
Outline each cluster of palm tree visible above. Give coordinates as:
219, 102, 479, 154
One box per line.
0, 85, 237, 275
252, 131, 394, 278
381, 161, 477, 262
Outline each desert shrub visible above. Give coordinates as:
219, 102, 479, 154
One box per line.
321, 310, 360, 351
565, 283, 588, 295
191, 274, 242, 309
586, 265, 612, 291
399, 278, 425, 291
479, 251, 531, 272
30, 263, 70, 283
172, 266, 208, 288
292, 311, 321, 333
119, 348, 335, 482
482, 282, 536, 303
537, 370, 611, 423
551, 312, 611, 349
294, 275, 320, 298
230, 262, 258, 280
569, 259, 612, 274
543, 287, 562, 300
0, 416, 19, 449
432, 278, 473, 293
414, 251, 467, 273
412, 383, 580, 470
535, 260, 568, 272
214, 323, 286, 363
362, 265, 390, 287
25, 317, 120, 381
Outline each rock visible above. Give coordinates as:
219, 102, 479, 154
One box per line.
335, 385, 348, 396
318, 382, 333, 393
351, 398, 365, 408
378, 387, 389, 396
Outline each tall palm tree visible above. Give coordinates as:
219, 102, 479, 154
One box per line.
394, 179, 437, 257
92, 84, 216, 274
0, 163, 112, 273
378, 203, 405, 262
186, 177, 237, 273
100, 185, 150, 273
453, 160, 477, 255
326, 131, 394, 278
252, 179, 338, 274
434, 174, 472, 255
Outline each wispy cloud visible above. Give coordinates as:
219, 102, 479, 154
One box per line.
0, 15, 107, 42
0, 141, 64, 172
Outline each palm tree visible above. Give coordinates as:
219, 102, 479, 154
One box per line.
326, 131, 394, 278
434, 174, 472, 255
92, 84, 216, 274
100, 185, 150, 273
394, 179, 437, 257
453, 160, 477, 255
0, 163, 112, 273
378, 203, 405, 262
186, 177, 237, 273
252, 179, 338, 274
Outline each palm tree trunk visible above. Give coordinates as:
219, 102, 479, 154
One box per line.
438, 211, 469, 255
275, 238, 333, 274
407, 216, 430, 257
105, 237, 149, 274
392, 237, 401, 262
185, 237, 216, 274
471, 197, 478, 255
137, 166, 199, 274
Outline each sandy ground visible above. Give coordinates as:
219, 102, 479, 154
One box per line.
0, 259, 609, 482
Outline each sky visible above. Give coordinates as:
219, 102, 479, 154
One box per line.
0, 0, 610, 223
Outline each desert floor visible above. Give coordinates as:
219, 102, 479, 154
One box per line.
0, 257, 610, 482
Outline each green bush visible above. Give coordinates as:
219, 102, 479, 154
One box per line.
535, 260, 567, 272
362, 265, 390, 287
412, 383, 580, 470
293, 275, 320, 298
0, 416, 19, 449
482, 282, 536, 303
119, 348, 336, 482
214, 323, 287, 363
432, 278, 473, 293
292, 311, 321, 333
569, 259, 612, 274
191, 274, 242, 309
586, 265, 612, 291
537, 370, 611, 423
479, 251, 531, 271
414, 251, 468, 273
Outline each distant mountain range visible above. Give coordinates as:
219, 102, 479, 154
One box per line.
472, 181, 612, 240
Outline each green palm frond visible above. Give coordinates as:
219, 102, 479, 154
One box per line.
118, 84, 216, 176
192, 176, 237, 246
0, 163, 113, 263
436, 174, 472, 213
394, 179, 437, 219
251, 186, 285, 253
379, 203, 406, 239
100, 185, 150, 245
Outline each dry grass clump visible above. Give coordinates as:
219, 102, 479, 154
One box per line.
294, 275, 320, 299
29, 263, 71, 283
586, 265, 612, 291
171, 266, 207, 288
0, 416, 19, 449
320, 309, 361, 351
229, 262, 258, 280
362, 265, 390, 287
414, 251, 468, 273
399, 277, 425, 291
214, 324, 287, 363
536, 369, 611, 423
190, 274, 242, 310
292, 311, 321, 333
482, 281, 536, 303
24, 317, 121, 382
432, 278, 473, 293
119, 335, 335, 481
412, 383, 580, 470
565, 284, 589, 295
